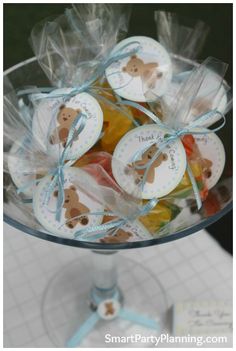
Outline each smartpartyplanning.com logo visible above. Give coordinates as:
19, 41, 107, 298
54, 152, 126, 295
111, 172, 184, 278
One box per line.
105, 333, 228, 347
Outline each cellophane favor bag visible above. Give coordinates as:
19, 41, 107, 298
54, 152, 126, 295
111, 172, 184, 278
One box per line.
4, 5, 165, 244
4, 5, 232, 245
145, 57, 231, 203
155, 10, 209, 73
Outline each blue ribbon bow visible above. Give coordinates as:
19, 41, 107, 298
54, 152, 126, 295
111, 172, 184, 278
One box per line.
16, 41, 142, 228
72, 197, 159, 241
43, 112, 87, 222
66, 290, 160, 347
118, 100, 226, 210
17, 41, 141, 129
17, 112, 87, 221
17, 40, 141, 101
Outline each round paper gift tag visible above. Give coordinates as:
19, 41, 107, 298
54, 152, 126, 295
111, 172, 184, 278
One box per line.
97, 299, 120, 320
33, 167, 104, 239
105, 36, 172, 102
194, 133, 225, 189
32, 90, 103, 161
112, 125, 187, 199
8, 136, 36, 197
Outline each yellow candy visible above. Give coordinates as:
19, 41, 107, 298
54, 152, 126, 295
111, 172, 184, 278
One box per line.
100, 101, 133, 153
91, 80, 134, 153
176, 160, 203, 190
169, 171, 192, 198
139, 202, 172, 233
169, 159, 207, 199
189, 160, 202, 178
179, 171, 191, 188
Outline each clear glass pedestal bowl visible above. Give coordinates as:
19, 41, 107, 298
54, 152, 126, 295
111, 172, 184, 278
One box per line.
4, 57, 232, 347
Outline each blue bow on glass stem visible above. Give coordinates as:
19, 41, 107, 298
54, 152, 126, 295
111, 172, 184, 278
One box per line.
66, 289, 159, 347
118, 100, 226, 210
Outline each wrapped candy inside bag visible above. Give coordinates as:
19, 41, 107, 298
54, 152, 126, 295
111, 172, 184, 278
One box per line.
30, 4, 131, 87
3, 73, 172, 243
29, 5, 140, 156
110, 56, 231, 209
4, 5, 232, 244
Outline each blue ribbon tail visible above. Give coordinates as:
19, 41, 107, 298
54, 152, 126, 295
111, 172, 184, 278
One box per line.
55, 206, 62, 222
74, 218, 125, 239
119, 308, 160, 331
186, 163, 202, 210
66, 312, 100, 347
21, 198, 33, 204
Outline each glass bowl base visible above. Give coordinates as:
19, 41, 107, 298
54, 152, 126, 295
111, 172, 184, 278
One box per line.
42, 253, 169, 347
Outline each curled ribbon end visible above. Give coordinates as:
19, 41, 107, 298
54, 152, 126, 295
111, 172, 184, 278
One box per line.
56, 211, 62, 223
197, 199, 202, 211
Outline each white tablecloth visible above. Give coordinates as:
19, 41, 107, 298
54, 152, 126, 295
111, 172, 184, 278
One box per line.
3, 223, 232, 347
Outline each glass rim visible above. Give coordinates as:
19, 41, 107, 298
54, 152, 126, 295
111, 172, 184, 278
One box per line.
4, 202, 232, 250
3, 56, 232, 250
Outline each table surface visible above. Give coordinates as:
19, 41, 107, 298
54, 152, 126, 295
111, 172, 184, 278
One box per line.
3, 223, 232, 348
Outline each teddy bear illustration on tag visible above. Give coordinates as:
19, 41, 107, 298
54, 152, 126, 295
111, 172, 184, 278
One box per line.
49, 105, 81, 147
54, 185, 90, 228
200, 158, 213, 179
122, 55, 163, 89
100, 228, 133, 244
104, 302, 115, 316
125, 144, 168, 185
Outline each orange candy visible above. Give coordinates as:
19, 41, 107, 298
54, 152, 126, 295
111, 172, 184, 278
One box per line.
92, 80, 134, 153
181, 135, 209, 201
100, 101, 133, 153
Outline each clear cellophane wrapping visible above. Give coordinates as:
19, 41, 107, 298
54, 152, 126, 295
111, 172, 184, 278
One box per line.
4, 6, 232, 243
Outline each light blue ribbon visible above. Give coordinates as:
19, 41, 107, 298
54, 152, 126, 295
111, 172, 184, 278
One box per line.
21, 198, 33, 204
66, 302, 159, 348
17, 112, 87, 222
15, 40, 142, 229
73, 197, 159, 240
66, 290, 159, 347
118, 100, 226, 210
43, 112, 87, 222
66, 313, 100, 347
17, 41, 141, 101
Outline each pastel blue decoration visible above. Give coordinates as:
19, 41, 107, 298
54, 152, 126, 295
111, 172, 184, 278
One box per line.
74, 197, 159, 240
17, 40, 141, 101
18, 112, 87, 223
43, 112, 87, 222
119, 100, 226, 210
66, 299, 160, 347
